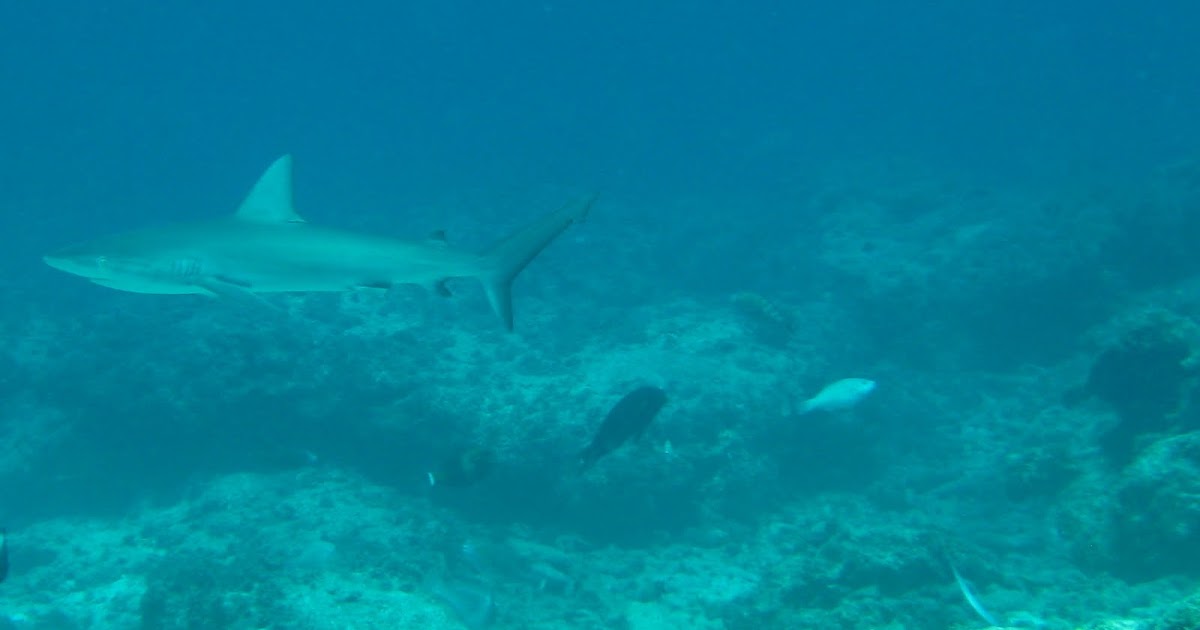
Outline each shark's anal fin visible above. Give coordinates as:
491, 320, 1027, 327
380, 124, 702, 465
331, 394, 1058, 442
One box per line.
235, 155, 306, 224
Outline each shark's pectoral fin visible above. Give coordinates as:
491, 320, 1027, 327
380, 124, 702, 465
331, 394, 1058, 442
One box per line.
88, 278, 138, 292
358, 281, 393, 290
211, 274, 253, 288
431, 279, 453, 297
197, 277, 282, 313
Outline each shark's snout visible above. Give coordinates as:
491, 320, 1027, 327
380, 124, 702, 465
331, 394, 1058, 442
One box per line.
43, 245, 106, 279
43, 251, 77, 273
42, 252, 71, 271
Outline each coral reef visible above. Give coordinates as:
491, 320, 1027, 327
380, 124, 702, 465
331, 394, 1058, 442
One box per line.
5, 158, 1200, 629
1114, 431, 1200, 579
1083, 321, 1194, 465
809, 169, 1118, 369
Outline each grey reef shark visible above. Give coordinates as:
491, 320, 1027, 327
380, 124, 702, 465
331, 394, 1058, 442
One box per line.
43, 155, 593, 330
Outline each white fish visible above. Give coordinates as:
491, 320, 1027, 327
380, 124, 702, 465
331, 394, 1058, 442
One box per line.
797, 378, 876, 415
951, 562, 1000, 627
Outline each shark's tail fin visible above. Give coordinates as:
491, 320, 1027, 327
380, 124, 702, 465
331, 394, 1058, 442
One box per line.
479, 196, 595, 331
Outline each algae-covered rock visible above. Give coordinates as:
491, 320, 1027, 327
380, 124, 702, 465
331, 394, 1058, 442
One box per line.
1144, 592, 1200, 630
139, 554, 288, 630
1113, 431, 1200, 579
1081, 322, 1194, 465
625, 601, 723, 630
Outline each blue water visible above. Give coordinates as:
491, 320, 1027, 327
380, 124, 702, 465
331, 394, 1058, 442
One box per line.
2, 2, 1199, 628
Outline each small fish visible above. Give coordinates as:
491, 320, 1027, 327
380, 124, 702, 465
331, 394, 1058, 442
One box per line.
951, 562, 1000, 627
428, 447, 495, 488
797, 378, 876, 415
1, 528, 8, 584
579, 386, 668, 472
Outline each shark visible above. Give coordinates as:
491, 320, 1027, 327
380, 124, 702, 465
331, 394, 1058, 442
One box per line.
43, 155, 593, 330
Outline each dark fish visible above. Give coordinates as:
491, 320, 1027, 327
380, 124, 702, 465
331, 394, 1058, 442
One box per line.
579, 386, 667, 472
428, 447, 495, 487
1, 528, 7, 584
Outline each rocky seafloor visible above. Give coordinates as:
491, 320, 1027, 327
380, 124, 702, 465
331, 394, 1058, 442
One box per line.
2, 160, 1200, 629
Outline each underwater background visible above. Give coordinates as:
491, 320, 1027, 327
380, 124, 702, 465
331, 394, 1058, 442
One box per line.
3, 1, 1200, 628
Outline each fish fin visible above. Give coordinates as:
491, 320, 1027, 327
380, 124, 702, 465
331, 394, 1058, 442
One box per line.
235, 155, 306, 224
427, 230, 449, 245
212, 274, 253, 288
197, 277, 283, 313
479, 195, 596, 331
433, 279, 453, 297
89, 278, 134, 291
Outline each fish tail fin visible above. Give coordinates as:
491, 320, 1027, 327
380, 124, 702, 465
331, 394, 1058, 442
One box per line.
479, 195, 595, 331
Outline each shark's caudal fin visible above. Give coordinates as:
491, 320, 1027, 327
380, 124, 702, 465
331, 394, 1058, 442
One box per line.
480, 195, 596, 331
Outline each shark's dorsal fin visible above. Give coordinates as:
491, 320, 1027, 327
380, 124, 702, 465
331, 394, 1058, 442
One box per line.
235, 155, 306, 224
